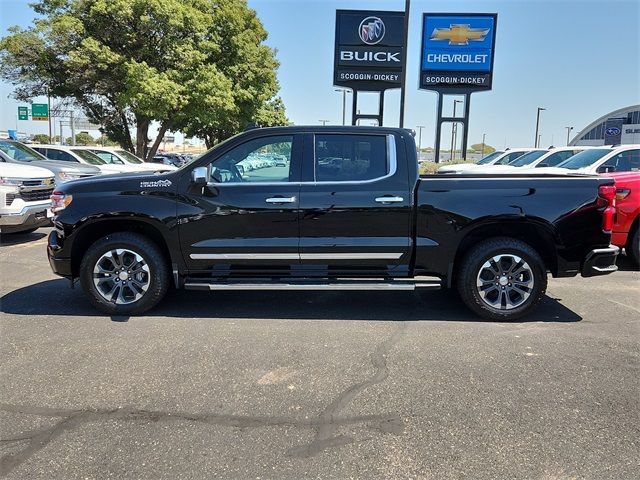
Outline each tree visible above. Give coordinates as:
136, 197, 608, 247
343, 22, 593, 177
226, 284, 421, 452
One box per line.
74, 132, 95, 145
470, 143, 496, 154
0, 0, 286, 159
31, 134, 50, 143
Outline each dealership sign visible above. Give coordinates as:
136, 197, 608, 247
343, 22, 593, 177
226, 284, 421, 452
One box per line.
334, 10, 405, 90
420, 13, 497, 92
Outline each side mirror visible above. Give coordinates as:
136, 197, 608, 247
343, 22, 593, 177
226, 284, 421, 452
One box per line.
598, 165, 615, 173
191, 166, 208, 185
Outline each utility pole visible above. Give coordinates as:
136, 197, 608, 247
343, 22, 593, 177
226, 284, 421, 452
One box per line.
450, 99, 463, 161
319, 120, 330, 126
335, 89, 347, 125
565, 126, 574, 146
70, 111, 76, 146
398, 0, 411, 127
47, 91, 52, 143
481, 133, 486, 156
534, 107, 546, 148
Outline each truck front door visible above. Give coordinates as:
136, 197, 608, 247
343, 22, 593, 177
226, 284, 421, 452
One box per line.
179, 134, 302, 276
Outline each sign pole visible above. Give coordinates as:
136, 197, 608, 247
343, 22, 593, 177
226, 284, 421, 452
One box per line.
398, 0, 411, 127
47, 92, 52, 143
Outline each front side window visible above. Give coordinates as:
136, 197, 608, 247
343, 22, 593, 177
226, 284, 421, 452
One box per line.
597, 150, 640, 173
46, 149, 76, 162
314, 134, 387, 182
538, 150, 577, 167
509, 150, 547, 167
557, 149, 611, 169
496, 151, 526, 165
210, 135, 293, 183
116, 150, 143, 164
74, 149, 106, 165
476, 151, 503, 165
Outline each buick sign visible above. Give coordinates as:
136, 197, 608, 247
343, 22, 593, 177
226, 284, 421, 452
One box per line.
334, 10, 405, 90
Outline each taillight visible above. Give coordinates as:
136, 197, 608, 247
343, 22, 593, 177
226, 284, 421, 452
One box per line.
616, 188, 631, 200
598, 184, 616, 233
50, 191, 73, 213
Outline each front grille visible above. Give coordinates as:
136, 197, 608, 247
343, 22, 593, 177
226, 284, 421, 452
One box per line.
5, 194, 17, 206
21, 179, 45, 187
17, 188, 54, 202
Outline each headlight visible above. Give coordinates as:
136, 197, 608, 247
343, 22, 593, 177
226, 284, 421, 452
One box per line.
57, 172, 81, 182
50, 191, 73, 213
0, 176, 22, 186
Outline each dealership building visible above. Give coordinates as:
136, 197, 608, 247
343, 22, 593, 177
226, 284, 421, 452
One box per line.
570, 105, 640, 146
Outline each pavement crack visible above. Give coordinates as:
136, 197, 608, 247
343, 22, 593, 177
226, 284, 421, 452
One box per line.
287, 322, 407, 458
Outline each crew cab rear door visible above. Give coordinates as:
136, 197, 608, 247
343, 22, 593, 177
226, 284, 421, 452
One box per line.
298, 132, 412, 275
178, 134, 302, 275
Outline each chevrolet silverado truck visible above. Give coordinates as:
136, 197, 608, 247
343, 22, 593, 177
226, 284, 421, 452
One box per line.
1, 162, 55, 234
47, 126, 619, 320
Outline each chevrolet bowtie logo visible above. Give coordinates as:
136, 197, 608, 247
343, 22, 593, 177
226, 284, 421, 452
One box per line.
430, 24, 490, 45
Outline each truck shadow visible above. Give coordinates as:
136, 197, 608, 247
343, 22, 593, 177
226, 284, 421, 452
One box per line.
1, 279, 582, 323
0, 231, 47, 247
617, 253, 639, 272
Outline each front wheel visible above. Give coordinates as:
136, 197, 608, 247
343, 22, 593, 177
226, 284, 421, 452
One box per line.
79, 232, 170, 315
626, 227, 639, 268
456, 237, 547, 321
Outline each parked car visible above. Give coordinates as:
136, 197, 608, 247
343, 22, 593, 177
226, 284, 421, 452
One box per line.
471, 147, 596, 174
47, 126, 618, 321
543, 145, 639, 175
30, 145, 147, 175
0, 139, 100, 185
603, 171, 639, 266
0, 161, 55, 234
89, 147, 177, 172
438, 148, 544, 174
154, 153, 186, 167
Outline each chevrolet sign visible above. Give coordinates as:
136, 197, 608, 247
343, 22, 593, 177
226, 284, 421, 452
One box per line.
420, 13, 497, 92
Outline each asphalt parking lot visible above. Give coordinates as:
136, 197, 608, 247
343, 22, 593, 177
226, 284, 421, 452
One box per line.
1, 228, 638, 479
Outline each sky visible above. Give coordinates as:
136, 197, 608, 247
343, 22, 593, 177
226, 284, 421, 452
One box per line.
0, 0, 639, 150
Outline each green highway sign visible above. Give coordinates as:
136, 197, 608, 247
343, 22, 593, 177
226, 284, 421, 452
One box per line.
18, 106, 29, 121
32, 103, 48, 121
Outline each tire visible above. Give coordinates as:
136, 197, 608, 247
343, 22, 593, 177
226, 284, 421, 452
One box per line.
456, 237, 547, 321
79, 232, 170, 315
626, 226, 639, 268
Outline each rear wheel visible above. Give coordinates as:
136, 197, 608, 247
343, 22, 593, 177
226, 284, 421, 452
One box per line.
79, 232, 170, 315
456, 237, 547, 321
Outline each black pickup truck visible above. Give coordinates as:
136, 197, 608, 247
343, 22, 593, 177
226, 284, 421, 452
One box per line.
47, 126, 619, 320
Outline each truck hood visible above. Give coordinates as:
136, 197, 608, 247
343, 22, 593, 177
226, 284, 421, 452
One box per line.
437, 163, 477, 173
0, 162, 55, 178
57, 170, 175, 193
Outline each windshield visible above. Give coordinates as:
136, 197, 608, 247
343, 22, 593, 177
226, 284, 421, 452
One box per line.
115, 150, 143, 164
74, 149, 106, 165
476, 151, 503, 165
0, 140, 47, 162
509, 150, 548, 167
556, 149, 611, 169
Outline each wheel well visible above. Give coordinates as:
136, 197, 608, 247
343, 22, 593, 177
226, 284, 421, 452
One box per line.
628, 216, 639, 245
70, 219, 172, 277
452, 222, 558, 283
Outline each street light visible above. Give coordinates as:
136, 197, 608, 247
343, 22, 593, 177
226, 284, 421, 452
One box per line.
334, 88, 349, 126
481, 133, 486, 156
451, 100, 463, 161
565, 126, 574, 146
534, 107, 546, 148
319, 119, 330, 126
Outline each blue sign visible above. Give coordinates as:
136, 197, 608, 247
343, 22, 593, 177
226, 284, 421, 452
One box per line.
420, 13, 497, 91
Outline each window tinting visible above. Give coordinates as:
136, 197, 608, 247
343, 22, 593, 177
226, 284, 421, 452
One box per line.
476, 151, 503, 165
46, 149, 76, 162
508, 150, 547, 167
314, 135, 387, 182
556, 149, 611, 169
536, 150, 577, 167
211, 135, 293, 183
0, 140, 46, 162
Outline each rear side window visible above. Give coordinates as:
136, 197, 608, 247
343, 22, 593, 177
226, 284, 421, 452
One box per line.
314, 134, 387, 182
538, 150, 576, 167
46, 149, 76, 162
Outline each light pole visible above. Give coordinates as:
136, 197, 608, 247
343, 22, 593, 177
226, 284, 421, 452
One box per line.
565, 126, 574, 146
451, 100, 463, 161
534, 107, 546, 148
481, 133, 486, 156
416, 125, 426, 151
334, 88, 348, 126
319, 119, 330, 126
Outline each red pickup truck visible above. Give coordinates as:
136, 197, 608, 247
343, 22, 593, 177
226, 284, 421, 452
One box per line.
604, 172, 640, 266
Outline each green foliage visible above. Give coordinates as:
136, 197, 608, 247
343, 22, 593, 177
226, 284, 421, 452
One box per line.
31, 134, 51, 143
0, 0, 287, 159
470, 143, 496, 154
419, 159, 469, 175
73, 131, 95, 145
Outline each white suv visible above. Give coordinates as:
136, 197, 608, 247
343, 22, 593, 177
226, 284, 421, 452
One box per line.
542, 145, 640, 174
438, 148, 544, 174
0, 162, 55, 234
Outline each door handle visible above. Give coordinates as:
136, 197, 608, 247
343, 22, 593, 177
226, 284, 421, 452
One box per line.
375, 196, 404, 204
265, 196, 297, 204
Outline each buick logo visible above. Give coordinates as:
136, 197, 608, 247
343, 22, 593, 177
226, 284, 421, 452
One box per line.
605, 127, 621, 136
359, 16, 385, 45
